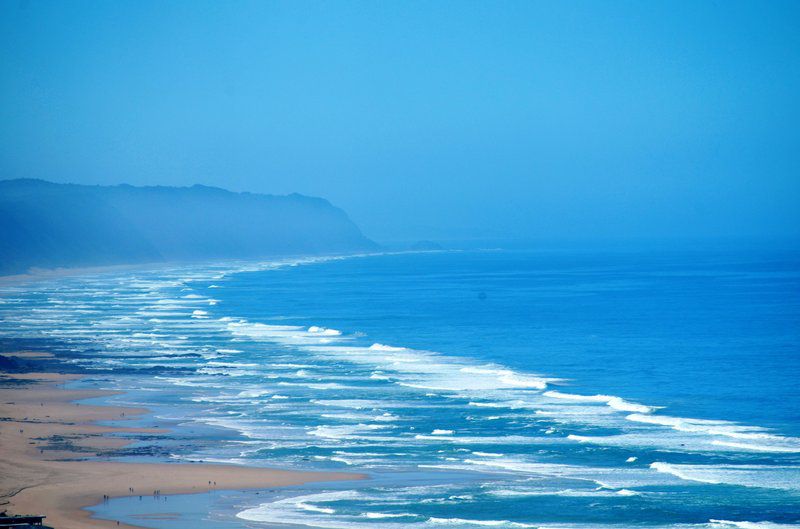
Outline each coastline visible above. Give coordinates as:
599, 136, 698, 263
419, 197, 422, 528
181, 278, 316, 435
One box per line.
0, 252, 361, 285
0, 361, 365, 529
0, 250, 434, 286
0, 262, 167, 286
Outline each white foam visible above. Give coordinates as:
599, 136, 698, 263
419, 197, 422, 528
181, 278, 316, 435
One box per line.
308, 423, 392, 439
414, 434, 548, 445
709, 520, 800, 529
423, 457, 676, 489
428, 518, 537, 527
309, 326, 343, 336
296, 502, 335, 514
369, 343, 406, 351
650, 462, 800, 491
486, 487, 638, 498
321, 411, 399, 422
309, 344, 554, 394
361, 512, 414, 519
615, 489, 639, 496
711, 440, 800, 453
460, 367, 551, 390
227, 320, 349, 346
627, 413, 800, 452
236, 389, 272, 398
544, 390, 654, 414
278, 381, 349, 390
312, 399, 384, 409
236, 490, 363, 528
468, 401, 515, 408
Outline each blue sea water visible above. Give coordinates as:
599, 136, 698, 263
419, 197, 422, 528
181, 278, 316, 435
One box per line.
2, 247, 800, 529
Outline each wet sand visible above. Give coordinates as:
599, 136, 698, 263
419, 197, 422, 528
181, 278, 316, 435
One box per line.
0, 366, 364, 529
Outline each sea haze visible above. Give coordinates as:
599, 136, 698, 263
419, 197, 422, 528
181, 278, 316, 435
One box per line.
1, 248, 799, 529
0, 179, 376, 275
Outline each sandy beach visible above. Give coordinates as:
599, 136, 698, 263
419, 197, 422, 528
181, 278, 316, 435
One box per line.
0, 358, 365, 529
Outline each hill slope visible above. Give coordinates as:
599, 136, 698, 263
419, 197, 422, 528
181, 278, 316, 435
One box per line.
0, 179, 377, 275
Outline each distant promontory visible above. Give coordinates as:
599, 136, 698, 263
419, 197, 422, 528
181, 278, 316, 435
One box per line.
0, 179, 378, 275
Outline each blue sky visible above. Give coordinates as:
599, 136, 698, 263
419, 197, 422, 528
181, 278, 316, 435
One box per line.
1, 0, 798, 242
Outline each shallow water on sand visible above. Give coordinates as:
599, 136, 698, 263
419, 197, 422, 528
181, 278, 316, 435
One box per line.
2, 248, 799, 528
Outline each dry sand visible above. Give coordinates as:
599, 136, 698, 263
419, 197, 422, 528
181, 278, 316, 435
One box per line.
0, 368, 364, 529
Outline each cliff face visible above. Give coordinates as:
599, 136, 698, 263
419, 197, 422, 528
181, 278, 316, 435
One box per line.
0, 179, 377, 275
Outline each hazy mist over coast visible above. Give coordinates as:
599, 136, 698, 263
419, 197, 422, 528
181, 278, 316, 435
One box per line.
0, 179, 376, 275
2, 1, 798, 244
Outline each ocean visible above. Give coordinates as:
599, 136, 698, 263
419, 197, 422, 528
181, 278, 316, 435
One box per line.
1, 247, 799, 528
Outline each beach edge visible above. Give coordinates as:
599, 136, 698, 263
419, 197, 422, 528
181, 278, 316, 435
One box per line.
0, 366, 366, 529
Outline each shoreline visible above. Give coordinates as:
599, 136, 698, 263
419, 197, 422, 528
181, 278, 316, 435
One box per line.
0, 250, 437, 286
0, 262, 167, 286
0, 252, 366, 285
0, 364, 365, 529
